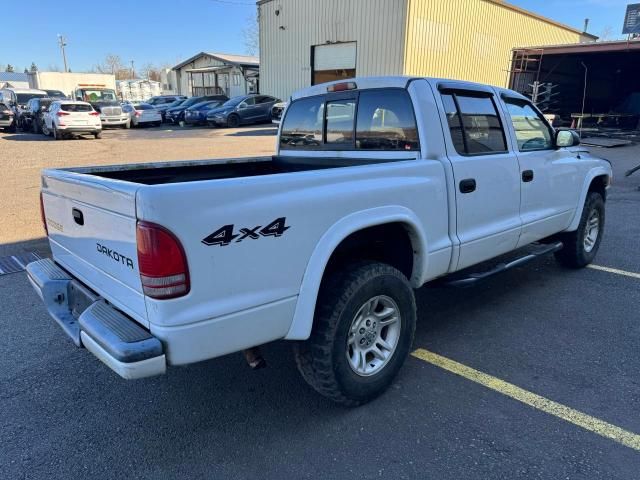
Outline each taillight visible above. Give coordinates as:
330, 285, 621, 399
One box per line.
57, 111, 70, 116
135, 111, 141, 117
40, 192, 48, 235
136, 221, 189, 299
89, 111, 100, 116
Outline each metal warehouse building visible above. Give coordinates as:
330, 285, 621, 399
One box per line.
258, 0, 596, 100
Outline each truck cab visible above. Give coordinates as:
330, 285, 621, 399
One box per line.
74, 84, 129, 128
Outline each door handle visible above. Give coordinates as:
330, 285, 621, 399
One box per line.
72, 208, 84, 226
522, 170, 534, 182
459, 178, 476, 194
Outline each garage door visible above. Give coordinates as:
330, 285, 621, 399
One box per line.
313, 42, 357, 85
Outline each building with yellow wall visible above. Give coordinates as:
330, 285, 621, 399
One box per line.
258, 0, 596, 100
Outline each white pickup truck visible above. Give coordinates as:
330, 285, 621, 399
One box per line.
28, 76, 611, 406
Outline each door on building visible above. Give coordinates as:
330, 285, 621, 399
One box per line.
437, 88, 523, 270
312, 42, 357, 85
500, 96, 583, 247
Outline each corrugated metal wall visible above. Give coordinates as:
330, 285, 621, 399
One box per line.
259, 0, 408, 100
403, 0, 586, 87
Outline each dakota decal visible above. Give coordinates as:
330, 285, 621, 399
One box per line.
96, 243, 135, 269
202, 217, 290, 247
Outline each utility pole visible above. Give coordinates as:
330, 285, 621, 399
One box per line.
130, 60, 135, 79
57, 34, 69, 72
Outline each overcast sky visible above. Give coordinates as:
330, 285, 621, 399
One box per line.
0, 0, 632, 73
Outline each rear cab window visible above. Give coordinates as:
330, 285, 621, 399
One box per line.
280, 88, 419, 152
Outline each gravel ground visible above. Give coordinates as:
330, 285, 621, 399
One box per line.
0, 124, 278, 245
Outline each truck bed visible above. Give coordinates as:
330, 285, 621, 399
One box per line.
69, 156, 398, 185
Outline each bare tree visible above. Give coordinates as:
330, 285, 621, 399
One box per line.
599, 26, 614, 41
141, 63, 162, 82
242, 13, 259, 56
95, 54, 124, 75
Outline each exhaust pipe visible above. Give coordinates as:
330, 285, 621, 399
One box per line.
243, 347, 266, 369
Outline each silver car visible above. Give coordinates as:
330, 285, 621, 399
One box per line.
123, 103, 162, 127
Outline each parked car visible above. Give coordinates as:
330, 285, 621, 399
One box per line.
20, 97, 54, 133
207, 94, 280, 128
183, 100, 226, 126
42, 100, 102, 140
0, 88, 47, 131
147, 95, 187, 107
271, 102, 287, 125
155, 98, 187, 122
0, 102, 15, 132
165, 95, 228, 126
122, 102, 162, 127
44, 89, 67, 99
28, 76, 612, 405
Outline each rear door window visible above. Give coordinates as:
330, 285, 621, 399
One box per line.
441, 92, 507, 155
356, 90, 418, 150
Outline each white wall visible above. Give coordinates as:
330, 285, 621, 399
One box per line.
27, 72, 116, 97
259, 0, 408, 101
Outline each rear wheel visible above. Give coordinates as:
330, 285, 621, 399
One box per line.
555, 191, 605, 268
94, 131, 102, 139
293, 261, 416, 406
6, 122, 16, 133
41, 122, 50, 136
227, 114, 240, 128
53, 125, 62, 140
32, 119, 40, 134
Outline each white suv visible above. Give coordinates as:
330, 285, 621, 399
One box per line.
42, 101, 102, 140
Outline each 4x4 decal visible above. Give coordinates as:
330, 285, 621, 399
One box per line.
202, 217, 290, 247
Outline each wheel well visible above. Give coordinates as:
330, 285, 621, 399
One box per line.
324, 223, 415, 281
588, 175, 608, 200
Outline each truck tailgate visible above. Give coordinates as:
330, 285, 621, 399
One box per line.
41, 170, 147, 326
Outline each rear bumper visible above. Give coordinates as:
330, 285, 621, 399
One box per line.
26, 258, 166, 379
58, 126, 101, 134
100, 117, 128, 126
0, 118, 14, 127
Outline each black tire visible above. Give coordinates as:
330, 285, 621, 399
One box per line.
32, 119, 40, 134
6, 122, 16, 133
94, 131, 102, 139
293, 261, 416, 406
227, 114, 240, 128
53, 125, 61, 140
555, 191, 605, 268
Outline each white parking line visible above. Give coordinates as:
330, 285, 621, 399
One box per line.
588, 265, 640, 280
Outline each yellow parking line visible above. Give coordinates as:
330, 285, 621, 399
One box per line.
588, 264, 640, 280
411, 348, 640, 451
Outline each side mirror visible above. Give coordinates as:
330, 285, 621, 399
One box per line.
556, 130, 580, 148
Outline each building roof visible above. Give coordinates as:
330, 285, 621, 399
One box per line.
514, 38, 640, 55
0, 72, 28, 82
173, 52, 259, 70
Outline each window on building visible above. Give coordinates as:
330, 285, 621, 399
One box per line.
356, 90, 419, 150
441, 92, 507, 155
233, 73, 241, 86
503, 98, 553, 151
280, 96, 324, 148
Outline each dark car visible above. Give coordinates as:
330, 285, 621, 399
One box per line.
154, 98, 187, 121
44, 89, 67, 99
20, 97, 54, 133
206, 95, 280, 128
165, 95, 229, 125
147, 95, 187, 107
183, 100, 226, 126
0, 102, 15, 132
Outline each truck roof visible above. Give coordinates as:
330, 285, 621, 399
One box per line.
290, 76, 528, 102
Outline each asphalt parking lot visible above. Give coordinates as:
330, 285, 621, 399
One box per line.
1, 128, 639, 479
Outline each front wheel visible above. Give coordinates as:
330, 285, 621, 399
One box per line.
53, 125, 62, 140
41, 122, 50, 136
226, 114, 239, 128
293, 261, 416, 406
94, 131, 102, 139
555, 191, 605, 268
